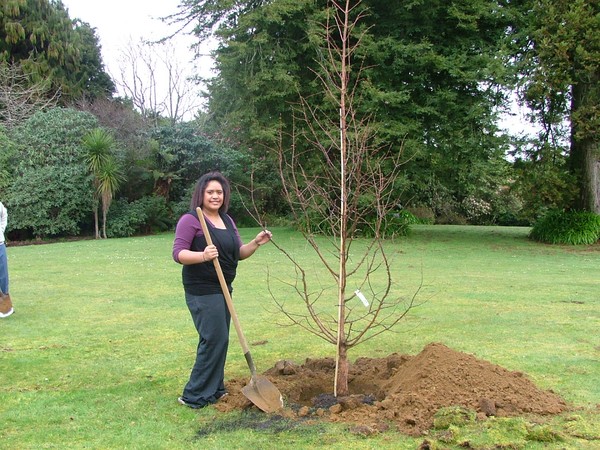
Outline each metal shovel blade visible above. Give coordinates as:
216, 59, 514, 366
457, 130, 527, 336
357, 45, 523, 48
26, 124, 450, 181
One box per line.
241, 375, 284, 413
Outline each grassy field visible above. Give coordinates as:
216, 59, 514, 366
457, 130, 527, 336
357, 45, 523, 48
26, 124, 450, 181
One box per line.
1, 225, 598, 449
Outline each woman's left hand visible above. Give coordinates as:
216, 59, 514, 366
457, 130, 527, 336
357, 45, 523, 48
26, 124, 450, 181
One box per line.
254, 230, 272, 246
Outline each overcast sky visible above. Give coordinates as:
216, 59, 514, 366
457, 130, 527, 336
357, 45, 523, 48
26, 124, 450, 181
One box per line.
62, 1, 200, 67
61, 0, 213, 116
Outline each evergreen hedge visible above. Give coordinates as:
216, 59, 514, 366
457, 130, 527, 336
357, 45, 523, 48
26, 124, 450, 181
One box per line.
529, 210, 600, 245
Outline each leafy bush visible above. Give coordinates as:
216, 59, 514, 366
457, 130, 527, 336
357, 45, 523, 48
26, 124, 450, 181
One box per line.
405, 206, 435, 224
11, 107, 98, 169
106, 196, 173, 238
139, 195, 174, 233
436, 211, 468, 225
0, 126, 17, 195
381, 211, 412, 238
461, 195, 493, 224
7, 165, 92, 238
489, 185, 528, 226
512, 158, 578, 224
529, 210, 600, 245
496, 211, 531, 227
149, 122, 251, 204
358, 209, 412, 239
4, 108, 100, 238
104, 199, 147, 238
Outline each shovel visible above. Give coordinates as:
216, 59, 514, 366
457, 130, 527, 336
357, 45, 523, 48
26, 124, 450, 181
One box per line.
196, 207, 283, 413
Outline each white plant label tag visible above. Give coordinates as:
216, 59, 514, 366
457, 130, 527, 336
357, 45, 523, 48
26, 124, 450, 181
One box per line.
354, 289, 369, 307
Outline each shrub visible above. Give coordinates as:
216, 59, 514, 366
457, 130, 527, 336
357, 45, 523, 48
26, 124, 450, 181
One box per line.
7, 165, 92, 238
461, 195, 493, 225
381, 211, 411, 238
436, 211, 468, 225
106, 196, 173, 238
529, 210, 600, 245
512, 156, 578, 225
405, 206, 435, 224
396, 210, 422, 225
4, 108, 99, 238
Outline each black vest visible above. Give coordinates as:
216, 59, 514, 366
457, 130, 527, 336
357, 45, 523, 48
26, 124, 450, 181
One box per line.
182, 211, 240, 296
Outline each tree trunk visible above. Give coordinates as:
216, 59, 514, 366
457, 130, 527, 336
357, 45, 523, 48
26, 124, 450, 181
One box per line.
335, 340, 349, 397
570, 78, 600, 214
575, 140, 600, 214
94, 206, 100, 239
334, 1, 351, 398
102, 207, 107, 239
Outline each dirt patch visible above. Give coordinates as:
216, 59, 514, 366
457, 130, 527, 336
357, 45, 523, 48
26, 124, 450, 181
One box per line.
215, 342, 568, 436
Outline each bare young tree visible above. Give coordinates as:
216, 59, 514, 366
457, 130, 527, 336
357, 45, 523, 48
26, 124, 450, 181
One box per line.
114, 39, 202, 124
0, 61, 60, 129
75, 96, 150, 146
261, 0, 420, 397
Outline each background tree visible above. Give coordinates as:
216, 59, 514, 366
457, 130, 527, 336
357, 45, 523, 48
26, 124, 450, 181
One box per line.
517, 0, 599, 214
269, 0, 418, 397
114, 39, 201, 124
83, 128, 122, 239
70, 19, 115, 100
96, 153, 125, 239
0, 61, 60, 128
175, 0, 517, 224
75, 96, 156, 205
356, 0, 512, 222
0, 0, 114, 103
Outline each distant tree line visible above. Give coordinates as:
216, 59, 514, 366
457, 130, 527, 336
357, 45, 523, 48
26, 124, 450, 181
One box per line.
0, 0, 597, 241
170, 0, 599, 223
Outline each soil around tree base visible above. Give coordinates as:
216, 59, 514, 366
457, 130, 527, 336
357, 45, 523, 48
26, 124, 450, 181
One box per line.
215, 342, 568, 436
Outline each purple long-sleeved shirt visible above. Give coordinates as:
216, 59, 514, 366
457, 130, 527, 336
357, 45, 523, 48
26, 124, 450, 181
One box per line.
172, 213, 242, 263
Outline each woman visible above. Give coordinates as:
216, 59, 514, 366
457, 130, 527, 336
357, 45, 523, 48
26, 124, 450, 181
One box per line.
172, 172, 272, 408
0, 201, 14, 318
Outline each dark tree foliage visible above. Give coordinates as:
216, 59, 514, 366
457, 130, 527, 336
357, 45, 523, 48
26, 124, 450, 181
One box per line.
171, 0, 515, 222
355, 1, 513, 217
148, 122, 257, 222
506, 0, 599, 215
70, 19, 115, 100
0, 0, 114, 103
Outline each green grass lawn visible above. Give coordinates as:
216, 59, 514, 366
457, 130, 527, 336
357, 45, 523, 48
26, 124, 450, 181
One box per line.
1, 225, 598, 449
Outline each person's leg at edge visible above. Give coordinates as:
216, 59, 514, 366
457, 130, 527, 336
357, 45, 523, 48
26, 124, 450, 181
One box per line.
0, 243, 13, 318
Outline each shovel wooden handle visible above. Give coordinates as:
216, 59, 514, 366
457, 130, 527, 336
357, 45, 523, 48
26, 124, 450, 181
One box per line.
196, 207, 257, 377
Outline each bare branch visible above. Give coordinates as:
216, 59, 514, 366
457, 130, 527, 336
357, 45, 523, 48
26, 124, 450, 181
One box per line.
0, 62, 60, 129
114, 39, 202, 124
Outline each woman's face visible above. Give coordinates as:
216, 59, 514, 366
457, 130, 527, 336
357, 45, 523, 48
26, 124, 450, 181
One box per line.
202, 180, 224, 213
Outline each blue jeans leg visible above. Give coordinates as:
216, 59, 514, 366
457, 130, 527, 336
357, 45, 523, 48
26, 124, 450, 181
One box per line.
0, 244, 8, 294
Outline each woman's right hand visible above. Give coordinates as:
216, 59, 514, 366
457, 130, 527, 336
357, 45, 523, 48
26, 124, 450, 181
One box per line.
203, 244, 219, 261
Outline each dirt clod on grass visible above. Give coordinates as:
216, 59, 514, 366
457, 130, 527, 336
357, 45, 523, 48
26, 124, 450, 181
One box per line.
215, 342, 568, 436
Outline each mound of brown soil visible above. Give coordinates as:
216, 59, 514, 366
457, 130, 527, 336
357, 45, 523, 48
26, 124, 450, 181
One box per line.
216, 342, 567, 436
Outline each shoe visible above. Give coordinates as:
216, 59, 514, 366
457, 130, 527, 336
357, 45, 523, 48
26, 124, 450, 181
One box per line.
216, 391, 229, 401
0, 294, 13, 318
177, 397, 205, 409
